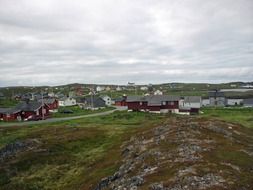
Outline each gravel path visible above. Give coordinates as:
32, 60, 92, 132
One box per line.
0, 106, 127, 127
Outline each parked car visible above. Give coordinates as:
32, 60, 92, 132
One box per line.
59, 109, 74, 114
24, 115, 43, 121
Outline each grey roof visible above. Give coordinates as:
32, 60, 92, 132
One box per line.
0, 92, 4, 97
38, 98, 57, 104
113, 97, 125, 102
243, 98, 253, 105
84, 96, 106, 108
15, 101, 43, 112
147, 95, 180, 106
0, 107, 21, 114
208, 91, 225, 97
182, 96, 201, 103
126, 96, 147, 102
126, 95, 180, 106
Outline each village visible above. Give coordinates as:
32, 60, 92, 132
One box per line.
0, 83, 253, 122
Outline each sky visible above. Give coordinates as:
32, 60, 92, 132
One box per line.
0, 0, 252, 87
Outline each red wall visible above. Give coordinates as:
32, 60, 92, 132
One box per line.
127, 101, 179, 111
47, 100, 59, 110
127, 102, 148, 111
149, 106, 161, 111
22, 106, 50, 120
115, 100, 127, 106
161, 101, 179, 109
2, 112, 21, 121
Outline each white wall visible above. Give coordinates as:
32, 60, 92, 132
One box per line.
59, 98, 76, 107
101, 96, 111, 106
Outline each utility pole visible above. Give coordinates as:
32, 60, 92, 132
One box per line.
90, 87, 94, 110
41, 91, 44, 120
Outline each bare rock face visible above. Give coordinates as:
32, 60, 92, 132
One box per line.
0, 139, 41, 162
94, 117, 253, 190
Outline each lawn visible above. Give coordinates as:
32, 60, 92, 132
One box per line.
0, 99, 19, 108
0, 111, 166, 190
201, 107, 253, 128
51, 106, 115, 118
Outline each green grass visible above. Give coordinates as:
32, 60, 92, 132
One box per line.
52, 105, 115, 118
201, 107, 253, 128
0, 111, 166, 190
0, 99, 19, 108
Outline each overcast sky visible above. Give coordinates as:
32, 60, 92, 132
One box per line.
0, 0, 252, 86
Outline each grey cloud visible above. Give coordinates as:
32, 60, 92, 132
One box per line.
0, 0, 252, 86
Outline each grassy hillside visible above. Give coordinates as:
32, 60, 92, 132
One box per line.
0, 109, 253, 190
201, 107, 253, 128
0, 111, 165, 190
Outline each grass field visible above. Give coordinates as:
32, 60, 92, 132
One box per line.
0, 111, 166, 190
201, 107, 253, 128
1, 105, 253, 190
52, 106, 115, 118
0, 99, 19, 108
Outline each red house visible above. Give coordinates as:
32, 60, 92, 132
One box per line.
16, 101, 50, 120
0, 101, 50, 122
126, 95, 180, 113
0, 108, 22, 122
38, 98, 58, 111
114, 96, 127, 106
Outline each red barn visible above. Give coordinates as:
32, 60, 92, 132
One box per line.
126, 95, 180, 113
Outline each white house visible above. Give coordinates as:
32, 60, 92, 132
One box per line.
101, 95, 112, 106
154, 90, 163, 95
116, 86, 122, 91
58, 97, 76, 107
179, 96, 202, 109
227, 99, 243, 106
140, 86, 148, 91
96, 86, 105, 92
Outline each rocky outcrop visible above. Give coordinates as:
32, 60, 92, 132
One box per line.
0, 139, 41, 162
94, 117, 253, 190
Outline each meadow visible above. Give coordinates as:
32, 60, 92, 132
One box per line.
0, 111, 166, 190
52, 106, 115, 118
201, 107, 253, 128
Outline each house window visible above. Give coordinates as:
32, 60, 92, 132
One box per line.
162, 101, 166, 105
6, 114, 10, 117
139, 102, 143, 105
169, 102, 174, 105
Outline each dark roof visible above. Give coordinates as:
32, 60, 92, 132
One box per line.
38, 98, 57, 105
126, 95, 180, 106
182, 96, 201, 103
0, 107, 21, 114
243, 98, 253, 105
83, 96, 106, 108
113, 97, 125, 102
126, 96, 147, 102
0, 92, 4, 97
208, 91, 225, 97
147, 95, 180, 106
15, 101, 43, 112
